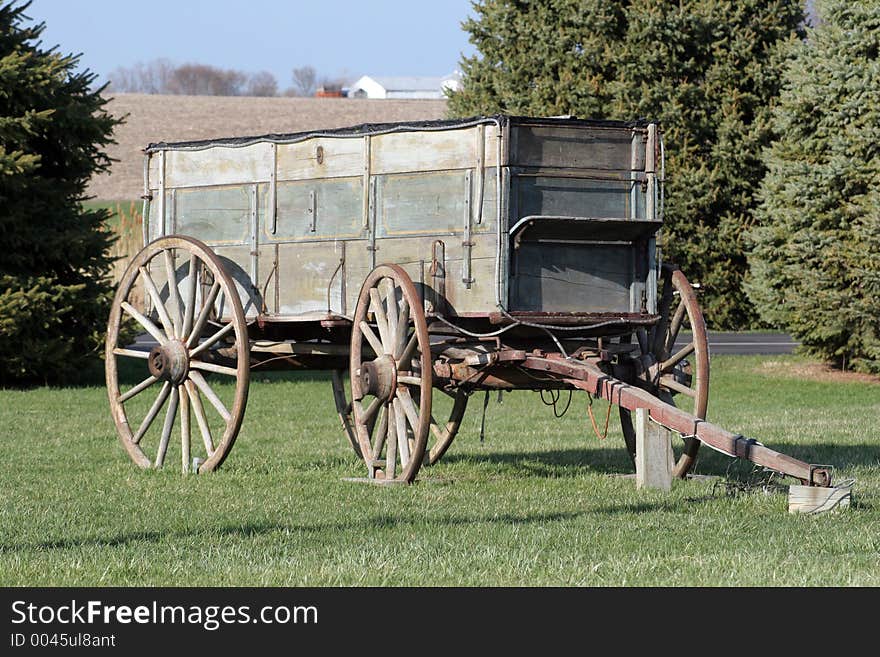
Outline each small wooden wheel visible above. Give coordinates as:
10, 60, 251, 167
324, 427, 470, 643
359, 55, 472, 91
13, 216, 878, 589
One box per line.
349, 264, 432, 483
106, 236, 250, 474
620, 267, 709, 478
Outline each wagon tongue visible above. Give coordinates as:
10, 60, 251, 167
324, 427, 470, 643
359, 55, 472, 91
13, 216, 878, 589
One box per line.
523, 354, 832, 488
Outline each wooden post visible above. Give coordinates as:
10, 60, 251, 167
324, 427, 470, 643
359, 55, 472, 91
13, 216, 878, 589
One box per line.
635, 408, 672, 491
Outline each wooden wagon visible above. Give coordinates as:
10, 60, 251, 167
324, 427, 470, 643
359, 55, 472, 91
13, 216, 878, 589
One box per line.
105, 115, 834, 489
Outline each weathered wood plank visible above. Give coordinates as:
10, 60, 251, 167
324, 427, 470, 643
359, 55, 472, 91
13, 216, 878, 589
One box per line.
164, 142, 274, 188
788, 484, 851, 514
276, 136, 364, 180
635, 408, 672, 492
371, 126, 497, 175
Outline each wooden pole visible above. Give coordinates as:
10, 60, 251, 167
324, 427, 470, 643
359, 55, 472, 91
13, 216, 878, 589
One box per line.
635, 408, 672, 491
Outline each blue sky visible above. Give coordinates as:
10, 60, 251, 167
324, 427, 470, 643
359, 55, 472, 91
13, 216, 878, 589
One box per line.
28, 0, 478, 87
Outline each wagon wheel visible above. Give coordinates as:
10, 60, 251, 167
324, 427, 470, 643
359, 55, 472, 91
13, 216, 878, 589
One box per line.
333, 369, 468, 465
619, 267, 709, 478
349, 264, 432, 482
425, 388, 469, 464
106, 236, 250, 474
331, 370, 362, 458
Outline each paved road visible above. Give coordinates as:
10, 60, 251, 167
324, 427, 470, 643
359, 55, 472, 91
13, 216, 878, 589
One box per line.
677, 332, 799, 355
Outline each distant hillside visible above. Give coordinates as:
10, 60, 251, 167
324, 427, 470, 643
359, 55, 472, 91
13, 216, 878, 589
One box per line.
89, 93, 449, 201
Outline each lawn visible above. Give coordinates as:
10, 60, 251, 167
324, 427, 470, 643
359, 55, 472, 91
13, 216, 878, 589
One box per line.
1, 355, 878, 586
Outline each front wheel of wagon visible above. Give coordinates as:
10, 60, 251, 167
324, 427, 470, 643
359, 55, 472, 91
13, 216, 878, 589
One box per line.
349, 264, 433, 483
333, 368, 468, 466
619, 267, 709, 478
106, 236, 250, 474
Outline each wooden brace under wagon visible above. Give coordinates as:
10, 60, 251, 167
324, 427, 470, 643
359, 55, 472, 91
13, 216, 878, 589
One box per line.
105, 115, 836, 492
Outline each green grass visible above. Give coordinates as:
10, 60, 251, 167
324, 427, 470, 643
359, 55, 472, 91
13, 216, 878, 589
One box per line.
1, 355, 878, 586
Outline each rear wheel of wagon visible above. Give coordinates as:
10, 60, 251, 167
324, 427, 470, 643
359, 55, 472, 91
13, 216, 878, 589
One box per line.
349, 264, 433, 483
619, 267, 709, 478
106, 236, 250, 474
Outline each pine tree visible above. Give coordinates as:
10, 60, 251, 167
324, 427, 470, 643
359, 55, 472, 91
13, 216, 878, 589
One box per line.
0, 1, 121, 384
746, 0, 880, 371
449, 0, 805, 328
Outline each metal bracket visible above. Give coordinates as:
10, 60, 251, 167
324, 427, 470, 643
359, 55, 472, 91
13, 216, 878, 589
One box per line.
462, 169, 474, 288
732, 434, 761, 459
308, 189, 317, 233
809, 464, 834, 487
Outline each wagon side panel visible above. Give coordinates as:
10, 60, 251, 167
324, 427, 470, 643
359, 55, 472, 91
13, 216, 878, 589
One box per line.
505, 122, 660, 316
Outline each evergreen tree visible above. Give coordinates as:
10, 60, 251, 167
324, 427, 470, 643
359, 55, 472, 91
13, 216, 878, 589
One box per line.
449, 0, 805, 328
0, 1, 121, 384
747, 0, 880, 371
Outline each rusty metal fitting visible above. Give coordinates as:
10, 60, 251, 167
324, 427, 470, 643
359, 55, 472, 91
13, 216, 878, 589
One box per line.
147, 340, 189, 385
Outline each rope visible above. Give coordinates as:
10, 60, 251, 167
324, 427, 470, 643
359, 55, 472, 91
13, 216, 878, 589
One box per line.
539, 389, 573, 418
586, 392, 612, 440
800, 479, 854, 515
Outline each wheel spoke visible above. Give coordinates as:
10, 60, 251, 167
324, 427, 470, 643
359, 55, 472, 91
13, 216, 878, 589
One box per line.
180, 385, 191, 473
660, 341, 695, 374
660, 375, 696, 398
371, 405, 388, 460
121, 301, 168, 346
358, 321, 384, 357
385, 279, 399, 353
182, 255, 199, 338
665, 301, 687, 356
180, 253, 200, 338
369, 288, 391, 352
397, 332, 419, 370
190, 359, 238, 377
394, 301, 410, 358
189, 322, 236, 358
118, 374, 158, 404
185, 380, 215, 457
397, 387, 421, 430
398, 375, 422, 386
359, 396, 382, 427
392, 398, 409, 468
428, 414, 444, 440
163, 249, 183, 338
139, 266, 175, 340
155, 385, 180, 467
113, 347, 151, 360
133, 381, 172, 444
186, 281, 221, 348
385, 402, 397, 479
189, 370, 231, 422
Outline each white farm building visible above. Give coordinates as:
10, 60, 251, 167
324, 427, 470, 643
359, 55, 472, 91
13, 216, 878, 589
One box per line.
348, 74, 461, 99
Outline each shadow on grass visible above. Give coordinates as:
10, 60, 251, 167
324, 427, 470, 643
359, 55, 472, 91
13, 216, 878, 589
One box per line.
412, 442, 880, 482
439, 447, 634, 477
0, 496, 720, 555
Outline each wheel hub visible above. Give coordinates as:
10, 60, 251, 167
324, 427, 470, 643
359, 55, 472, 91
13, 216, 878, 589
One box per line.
148, 340, 189, 385
360, 355, 397, 401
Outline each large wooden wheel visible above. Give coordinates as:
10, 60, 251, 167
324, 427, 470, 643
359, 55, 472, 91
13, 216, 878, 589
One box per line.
349, 264, 432, 483
620, 267, 709, 478
106, 236, 250, 474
